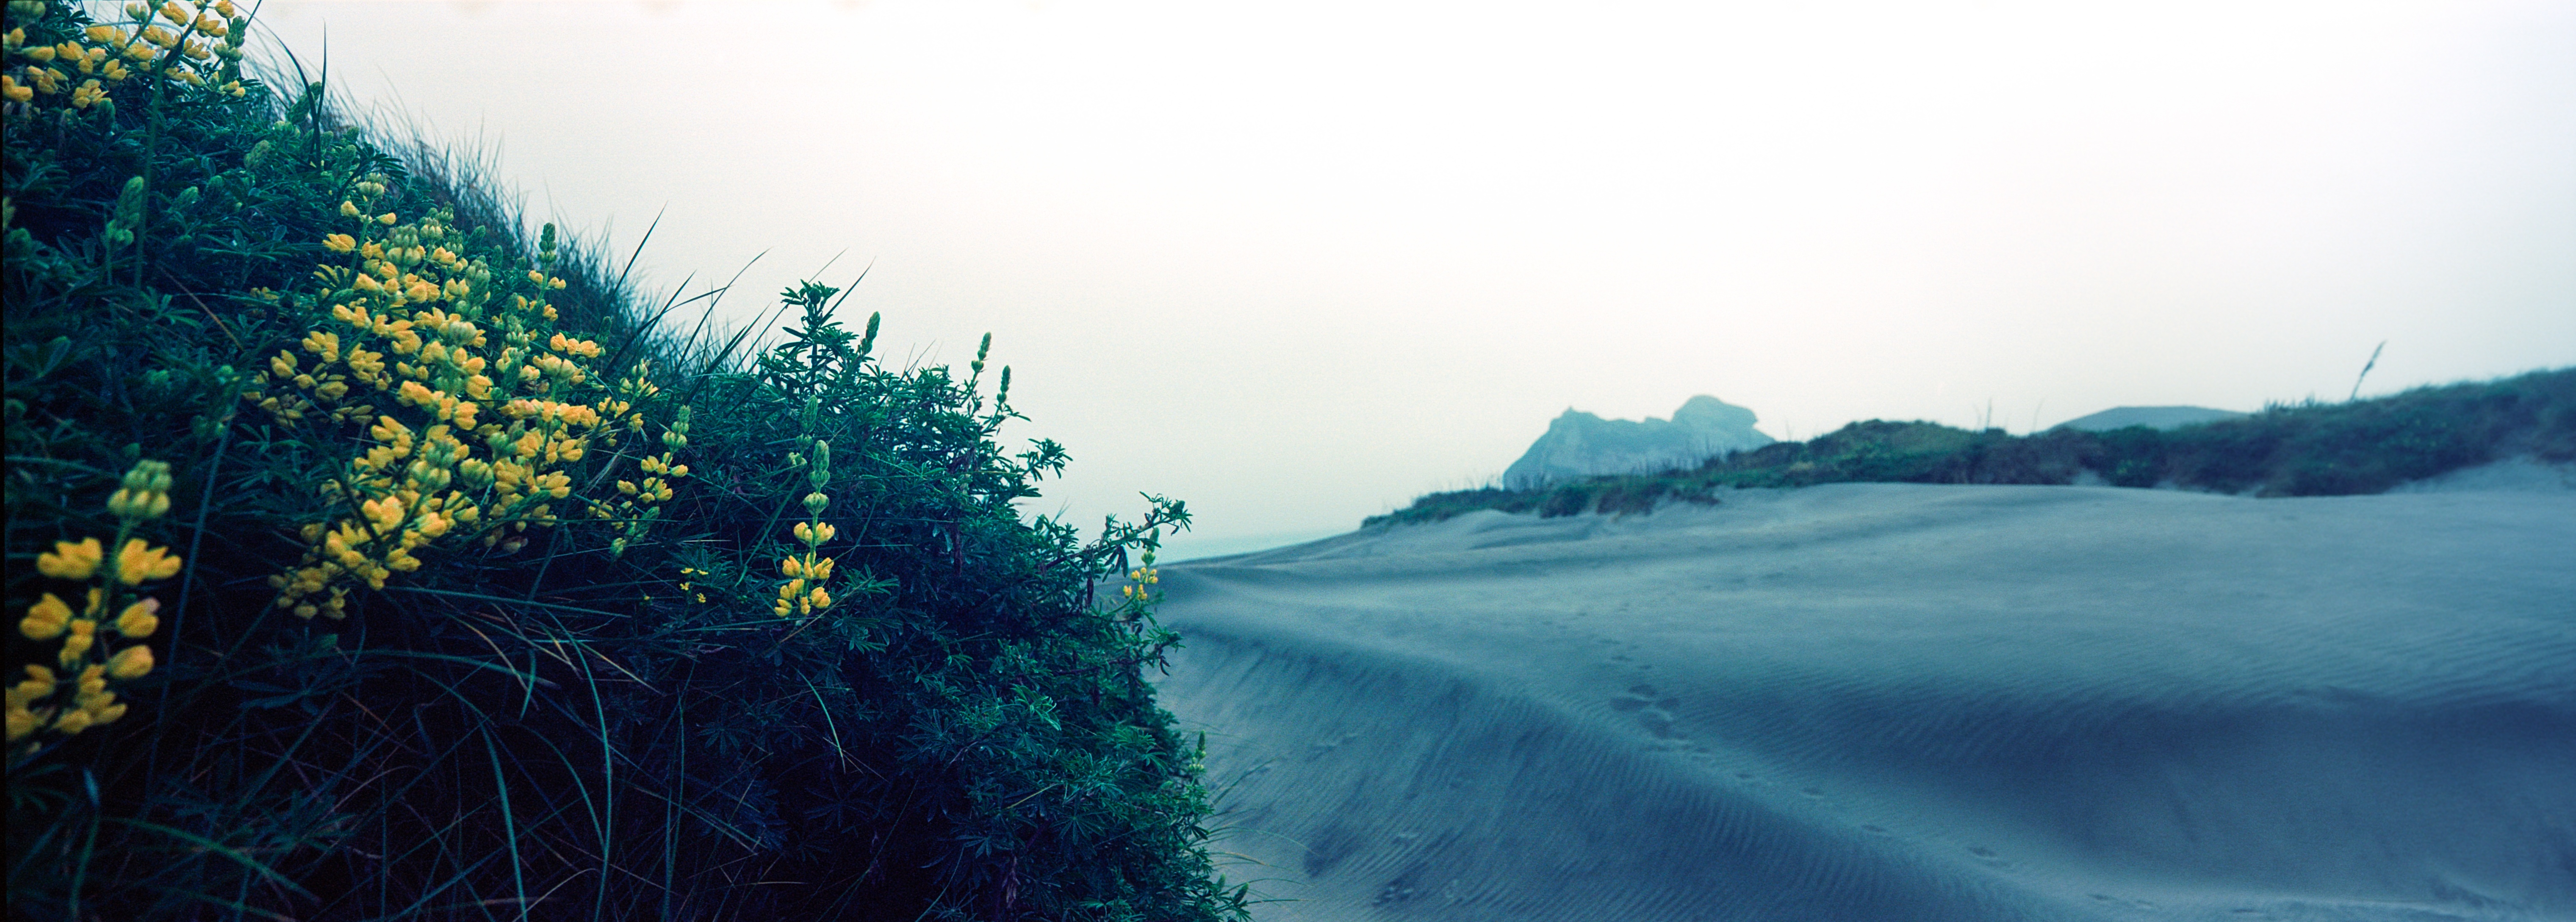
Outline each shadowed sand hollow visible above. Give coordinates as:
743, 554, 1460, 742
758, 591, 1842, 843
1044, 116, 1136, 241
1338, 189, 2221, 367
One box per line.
1152, 482, 2576, 921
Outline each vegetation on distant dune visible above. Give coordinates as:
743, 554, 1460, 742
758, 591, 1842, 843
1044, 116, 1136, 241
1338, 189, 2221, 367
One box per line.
1371, 367, 2576, 527
6, 1, 1246, 918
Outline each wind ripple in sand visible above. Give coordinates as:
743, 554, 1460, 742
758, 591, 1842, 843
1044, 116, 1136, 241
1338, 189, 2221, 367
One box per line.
1150, 483, 2576, 922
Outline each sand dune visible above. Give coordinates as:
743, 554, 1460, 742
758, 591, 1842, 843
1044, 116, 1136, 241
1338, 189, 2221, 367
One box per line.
1151, 482, 2576, 921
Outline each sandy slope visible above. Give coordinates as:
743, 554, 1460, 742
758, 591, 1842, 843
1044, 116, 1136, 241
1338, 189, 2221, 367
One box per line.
1150, 481, 2576, 922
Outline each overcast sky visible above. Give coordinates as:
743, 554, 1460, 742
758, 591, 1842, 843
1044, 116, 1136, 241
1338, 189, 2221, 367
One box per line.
251, 0, 2576, 556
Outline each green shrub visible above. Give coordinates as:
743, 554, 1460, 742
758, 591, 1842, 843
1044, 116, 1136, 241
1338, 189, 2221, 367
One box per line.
6, 1, 1246, 918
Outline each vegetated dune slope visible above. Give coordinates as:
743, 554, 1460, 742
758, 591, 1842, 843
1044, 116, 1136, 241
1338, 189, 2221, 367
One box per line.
1151, 479, 2576, 922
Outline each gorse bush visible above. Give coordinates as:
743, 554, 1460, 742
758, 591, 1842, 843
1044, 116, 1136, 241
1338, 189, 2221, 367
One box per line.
1371, 368, 2576, 525
6, 1, 1248, 918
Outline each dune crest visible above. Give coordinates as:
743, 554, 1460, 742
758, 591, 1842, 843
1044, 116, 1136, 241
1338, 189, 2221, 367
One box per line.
1155, 484, 2576, 921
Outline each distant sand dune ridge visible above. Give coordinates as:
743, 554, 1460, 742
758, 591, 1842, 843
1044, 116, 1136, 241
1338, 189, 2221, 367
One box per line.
1152, 481, 2576, 921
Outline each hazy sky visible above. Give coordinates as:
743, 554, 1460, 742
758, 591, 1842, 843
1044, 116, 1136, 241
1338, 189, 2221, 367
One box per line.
251, 0, 2576, 556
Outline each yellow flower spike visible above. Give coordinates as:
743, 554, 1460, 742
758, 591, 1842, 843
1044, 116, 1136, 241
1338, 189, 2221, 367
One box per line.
114, 598, 161, 638
323, 233, 356, 253
106, 644, 153, 680
37, 538, 103, 580
60, 621, 96, 665
116, 539, 184, 585
20, 594, 72, 641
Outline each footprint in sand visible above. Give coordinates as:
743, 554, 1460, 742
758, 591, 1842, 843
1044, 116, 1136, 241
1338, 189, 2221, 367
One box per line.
1610, 686, 1687, 739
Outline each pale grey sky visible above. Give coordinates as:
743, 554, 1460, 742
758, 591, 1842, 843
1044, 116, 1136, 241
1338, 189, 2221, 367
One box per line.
252, 0, 2576, 556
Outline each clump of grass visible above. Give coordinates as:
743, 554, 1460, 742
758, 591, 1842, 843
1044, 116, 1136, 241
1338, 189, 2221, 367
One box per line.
6, 1, 1249, 918
1369, 367, 2576, 526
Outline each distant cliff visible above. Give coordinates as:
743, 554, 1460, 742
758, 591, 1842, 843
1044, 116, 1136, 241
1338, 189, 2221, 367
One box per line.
1503, 395, 1775, 488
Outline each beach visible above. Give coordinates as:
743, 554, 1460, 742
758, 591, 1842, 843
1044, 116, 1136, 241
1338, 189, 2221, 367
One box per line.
1152, 480, 2576, 921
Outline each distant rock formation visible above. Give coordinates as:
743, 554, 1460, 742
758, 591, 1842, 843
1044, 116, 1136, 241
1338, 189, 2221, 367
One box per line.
2052, 405, 2248, 432
1503, 395, 1774, 488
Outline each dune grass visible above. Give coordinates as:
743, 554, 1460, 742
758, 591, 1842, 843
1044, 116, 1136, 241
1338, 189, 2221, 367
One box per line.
5, 2, 1246, 919
1370, 367, 2576, 527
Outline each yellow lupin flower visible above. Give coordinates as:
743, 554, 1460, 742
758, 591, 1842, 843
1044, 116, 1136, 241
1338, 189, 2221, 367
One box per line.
60, 620, 97, 665
115, 598, 161, 638
12, 666, 57, 702
19, 594, 73, 641
105, 644, 154, 680
361, 495, 405, 531
114, 539, 184, 585
38, 538, 103, 580
302, 329, 341, 362
323, 233, 356, 253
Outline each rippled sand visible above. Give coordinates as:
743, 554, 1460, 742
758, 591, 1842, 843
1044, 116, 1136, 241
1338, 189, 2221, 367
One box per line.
1153, 482, 2576, 921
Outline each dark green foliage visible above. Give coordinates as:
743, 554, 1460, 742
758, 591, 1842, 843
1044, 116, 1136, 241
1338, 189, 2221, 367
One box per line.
7, 2, 1246, 918
1368, 368, 2576, 526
